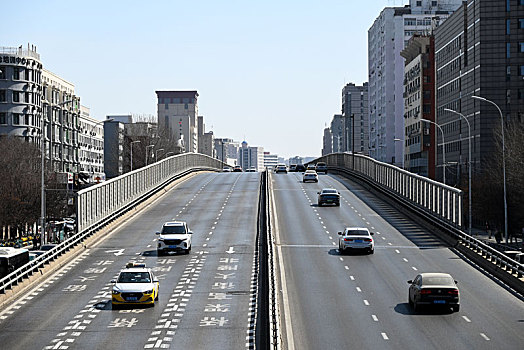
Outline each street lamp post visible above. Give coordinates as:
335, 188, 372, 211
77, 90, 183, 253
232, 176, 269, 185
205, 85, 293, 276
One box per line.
145, 145, 154, 166
421, 118, 446, 184
41, 99, 74, 245
472, 95, 508, 243
444, 108, 472, 236
130, 140, 141, 172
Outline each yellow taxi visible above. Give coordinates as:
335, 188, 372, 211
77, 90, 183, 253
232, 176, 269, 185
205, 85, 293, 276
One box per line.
111, 263, 159, 307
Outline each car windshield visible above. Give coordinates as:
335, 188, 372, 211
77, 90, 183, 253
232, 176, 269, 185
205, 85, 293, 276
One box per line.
118, 272, 151, 283
162, 225, 186, 234
346, 230, 368, 236
423, 276, 454, 286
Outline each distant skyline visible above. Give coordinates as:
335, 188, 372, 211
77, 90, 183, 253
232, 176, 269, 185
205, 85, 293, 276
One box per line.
2, 0, 409, 158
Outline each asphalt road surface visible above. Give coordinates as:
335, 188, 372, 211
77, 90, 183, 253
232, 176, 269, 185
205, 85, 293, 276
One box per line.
271, 171, 524, 350
0, 172, 260, 350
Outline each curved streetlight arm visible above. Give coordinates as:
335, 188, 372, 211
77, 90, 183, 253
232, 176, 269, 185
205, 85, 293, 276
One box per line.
444, 108, 472, 235
421, 118, 446, 184
472, 95, 507, 242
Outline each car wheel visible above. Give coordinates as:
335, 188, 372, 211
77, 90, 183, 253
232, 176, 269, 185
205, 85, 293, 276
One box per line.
157, 250, 163, 256
155, 292, 159, 301
336, 202, 340, 207
338, 245, 345, 254
452, 305, 460, 312
370, 248, 374, 254
185, 247, 191, 254
408, 295, 413, 308
318, 202, 322, 207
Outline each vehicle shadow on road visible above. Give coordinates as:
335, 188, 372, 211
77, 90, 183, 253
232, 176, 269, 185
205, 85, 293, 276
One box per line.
394, 303, 454, 315
328, 248, 371, 256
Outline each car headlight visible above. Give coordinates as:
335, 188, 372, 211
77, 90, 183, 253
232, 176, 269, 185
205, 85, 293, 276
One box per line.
158, 237, 164, 241
112, 288, 121, 295
144, 289, 153, 294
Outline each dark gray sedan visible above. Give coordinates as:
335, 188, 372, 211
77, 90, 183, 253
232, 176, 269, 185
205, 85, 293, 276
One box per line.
408, 273, 460, 312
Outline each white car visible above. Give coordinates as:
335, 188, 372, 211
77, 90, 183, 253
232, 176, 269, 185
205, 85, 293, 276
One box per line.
112, 263, 159, 307
338, 227, 374, 254
302, 170, 318, 183
156, 221, 192, 255
275, 164, 287, 173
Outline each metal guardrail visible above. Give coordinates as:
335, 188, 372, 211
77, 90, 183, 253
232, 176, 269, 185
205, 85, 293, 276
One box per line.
312, 153, 524, 281
1, 153, 225, 294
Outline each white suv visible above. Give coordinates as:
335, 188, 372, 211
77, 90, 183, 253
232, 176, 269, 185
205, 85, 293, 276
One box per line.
156, 221, 192, 255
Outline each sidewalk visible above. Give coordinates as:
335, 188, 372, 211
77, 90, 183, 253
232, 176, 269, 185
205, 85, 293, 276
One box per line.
467, 227, 523, 252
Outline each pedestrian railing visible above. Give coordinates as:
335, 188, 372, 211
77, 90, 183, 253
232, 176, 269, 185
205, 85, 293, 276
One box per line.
0, 153, 225, 294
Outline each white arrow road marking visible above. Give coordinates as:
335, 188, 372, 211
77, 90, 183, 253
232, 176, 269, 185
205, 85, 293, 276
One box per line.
226, 247, 235, 254
105, 249, 125, 256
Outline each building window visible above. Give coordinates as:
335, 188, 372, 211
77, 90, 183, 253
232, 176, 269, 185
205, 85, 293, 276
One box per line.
507, 66, 511, 81
520, 43, 524, 52
0, 112, 6, 124
507, 43, 511, 58
13, 91, 19, 102
0, 67, 5, 79
416, 1, 422, 6
184, 103, 188, 109
507, 19, 511, 34
13, 67, 21, 80
13, 113, 20, 125
0, 90, 5, 102
520, 19, 524, 29
165, 103, 168, 110
520, 65, 524, 76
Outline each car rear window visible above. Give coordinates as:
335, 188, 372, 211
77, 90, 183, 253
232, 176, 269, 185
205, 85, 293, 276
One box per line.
423, 276, 454, 286
162, 225, 186, 234
346, 230, 368, 236
322, 189, 337, 194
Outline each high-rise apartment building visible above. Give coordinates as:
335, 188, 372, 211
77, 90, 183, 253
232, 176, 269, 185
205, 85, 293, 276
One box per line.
368, 0, 462, 165
434, 0, 524, 184
0, 45, 83, 175
322, 127, 332, 156
156, 91, 199, 153
342, 82, 369, 155
400, 34, 436, 178
78, 106, 105, 182
239, 141, 264, 171
330, 114, 344, 153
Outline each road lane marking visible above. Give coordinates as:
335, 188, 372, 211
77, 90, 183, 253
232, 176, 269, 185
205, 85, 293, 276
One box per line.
372, 315, 378, 322
356, 287, 362, 292
350, 276, 355, 280
381, 333, 389, 340
403, 258, 408, 262
462, 316, 471, 323
480, 333, 490, 341
412, 267, 418, 271
344, 266, 349, 270
339, 257, 344, 261
363, 300, 370, 306
395, 249, 400, 254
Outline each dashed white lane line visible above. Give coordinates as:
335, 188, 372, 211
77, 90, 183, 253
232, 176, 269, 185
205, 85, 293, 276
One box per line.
339, 257, 344, 262
349, 276, 355, 281
363, 300, 370, 306
462, 316, 471, 323
381, 333, 389, 340
412, 267, 418, 271
332, 242, 337, 246
403, 258, 409, 262
395, 249, 400, 254
344, 266, 349, 270
480, 333, 490, 341
372, 315, 379, 322
356, 287, 362, 292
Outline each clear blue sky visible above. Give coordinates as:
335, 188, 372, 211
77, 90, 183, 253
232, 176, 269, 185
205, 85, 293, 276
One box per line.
2, 0, 408, 159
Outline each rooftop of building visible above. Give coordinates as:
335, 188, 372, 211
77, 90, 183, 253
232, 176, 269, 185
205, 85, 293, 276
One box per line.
155, 91, 199, 99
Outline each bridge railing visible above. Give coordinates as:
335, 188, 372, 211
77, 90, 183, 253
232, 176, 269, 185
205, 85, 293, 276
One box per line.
313, 153, 524, 282
77, 153, 224, 232
315, 153, 463, 229
0, 153, 224, 295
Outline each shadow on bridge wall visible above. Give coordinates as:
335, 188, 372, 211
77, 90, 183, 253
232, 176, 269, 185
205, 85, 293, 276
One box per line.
335, 175, 448, 250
